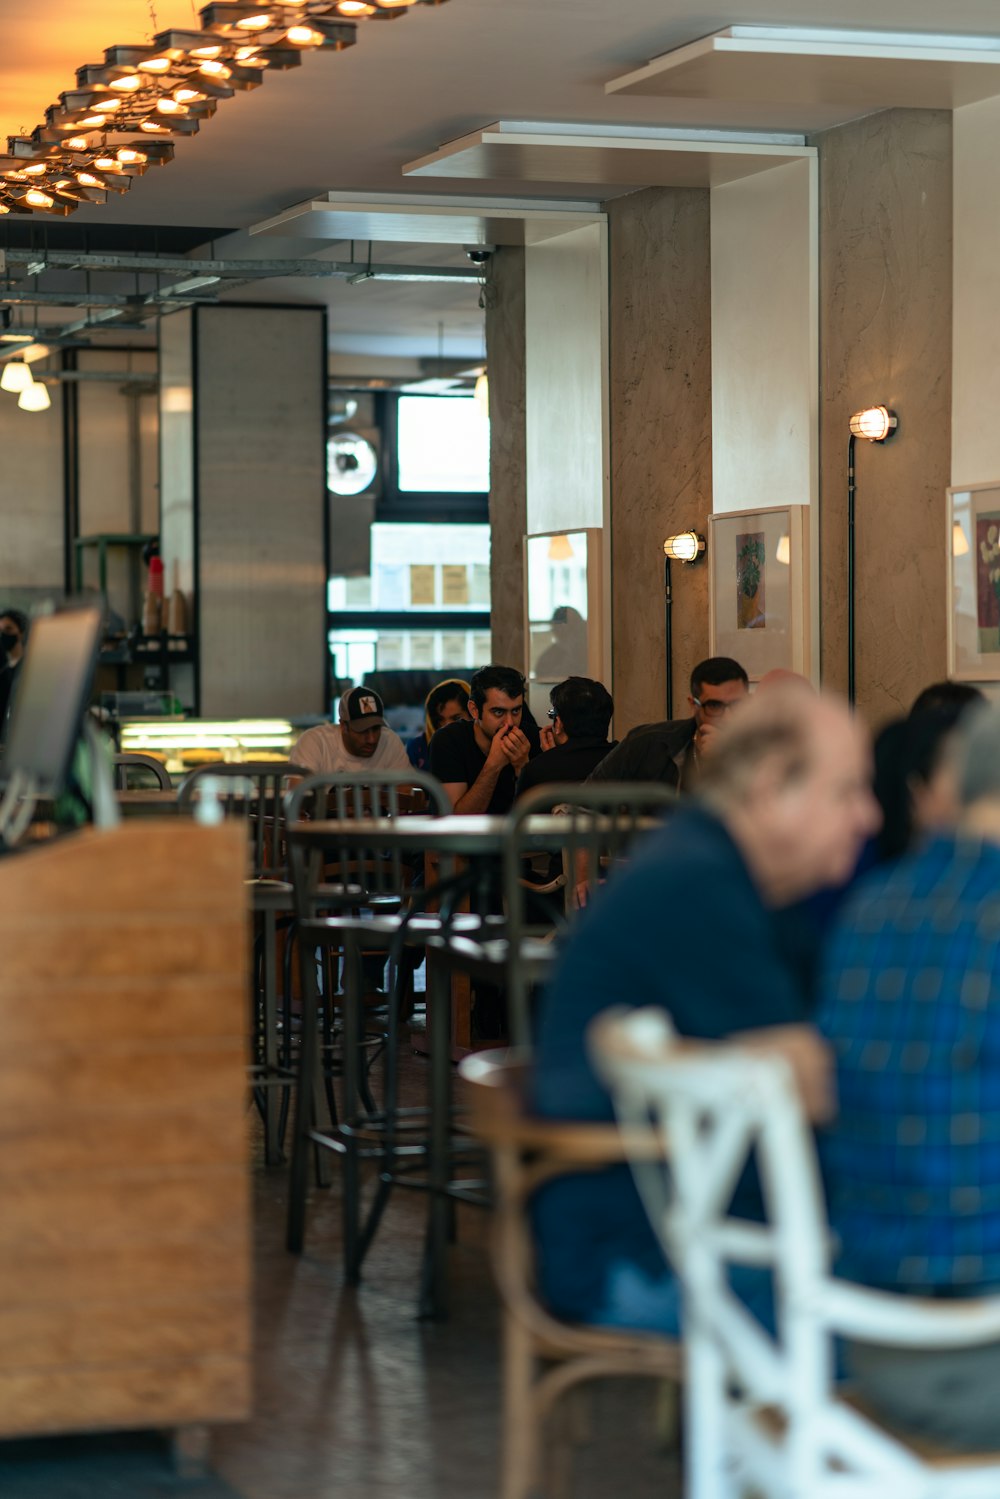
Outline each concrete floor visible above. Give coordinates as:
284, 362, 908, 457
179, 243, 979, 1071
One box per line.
0, 1047, 682, 1499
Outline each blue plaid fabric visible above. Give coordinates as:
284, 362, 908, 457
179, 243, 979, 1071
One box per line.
817, 834, 1000, 1293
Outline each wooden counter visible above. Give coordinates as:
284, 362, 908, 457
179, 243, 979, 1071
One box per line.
0, 820, 252, 1449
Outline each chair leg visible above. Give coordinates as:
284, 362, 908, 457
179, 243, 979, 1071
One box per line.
286, 932, 320, 1255
341, 931, 363, 1285
350, 945, 403, 1279
501, 1316, 540, 1499
262, 905, 283, 1166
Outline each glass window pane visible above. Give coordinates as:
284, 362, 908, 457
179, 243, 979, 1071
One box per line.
397, 396, 490, 493
329, 522, 491, 613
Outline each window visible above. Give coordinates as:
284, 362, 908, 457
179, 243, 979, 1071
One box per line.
396, 395, 490, 494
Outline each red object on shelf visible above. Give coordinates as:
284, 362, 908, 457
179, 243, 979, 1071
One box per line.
148, 556, 164, 598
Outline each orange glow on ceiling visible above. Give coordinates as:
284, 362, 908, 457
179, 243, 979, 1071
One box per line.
0, 5, 189, 143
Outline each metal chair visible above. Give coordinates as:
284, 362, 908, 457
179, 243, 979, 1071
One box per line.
592, 1008, 1000, 1499
113, 752, 172, 790
177, 760, 309, 1164
428, 781, 677, 1047
459, 1048, 682, 1499
284, 769, 457, 1280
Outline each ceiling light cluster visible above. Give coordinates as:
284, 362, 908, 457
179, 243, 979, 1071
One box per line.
0, 345, 52, 412
0, 0, 449, 216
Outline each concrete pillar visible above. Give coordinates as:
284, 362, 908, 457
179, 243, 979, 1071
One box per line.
816, 108, 952, 723
484, 247, 527, 670
607, 187, 713, 730
159, 303, 328, 718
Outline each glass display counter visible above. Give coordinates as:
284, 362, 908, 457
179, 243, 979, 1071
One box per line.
118, 718, 308, 779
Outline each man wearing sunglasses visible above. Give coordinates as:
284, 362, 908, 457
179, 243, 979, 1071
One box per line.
584, 655, 749, 791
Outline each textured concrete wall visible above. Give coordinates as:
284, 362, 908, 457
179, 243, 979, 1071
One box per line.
817, 108, 952, 724
607, 187, 713, 731
485, 247, 527, 671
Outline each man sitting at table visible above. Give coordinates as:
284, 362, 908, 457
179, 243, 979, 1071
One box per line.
292, 686, 409, 776
515, 676, 616, 800
430, 664, 535, 815
584, 655, 749, 790
532, 687, 880, 1334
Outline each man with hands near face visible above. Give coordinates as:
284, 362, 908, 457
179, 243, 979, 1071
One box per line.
584, 656, 749, 791
429, 664, 536, 815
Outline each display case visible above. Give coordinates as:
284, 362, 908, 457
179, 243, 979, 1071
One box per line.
118, 718, 304, 778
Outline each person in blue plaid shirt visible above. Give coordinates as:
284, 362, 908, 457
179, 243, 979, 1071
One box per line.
818, 700, 1000, 1450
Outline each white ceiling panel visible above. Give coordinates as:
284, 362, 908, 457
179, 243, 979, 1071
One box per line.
250, 191, 603, 246
607, 25, 1000, 112
404, 121, 815, 191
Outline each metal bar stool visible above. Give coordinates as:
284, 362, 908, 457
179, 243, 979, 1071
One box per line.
177, 760, 308, 1164
113, 752, 172, 790
284, 770, 459, 1281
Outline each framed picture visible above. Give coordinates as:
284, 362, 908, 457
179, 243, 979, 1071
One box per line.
708, 505, 811, 681
524, 529, 604, 723
948, 482, 1000, 681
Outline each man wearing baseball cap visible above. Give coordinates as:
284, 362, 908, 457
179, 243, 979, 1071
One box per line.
292, 686, 410, 776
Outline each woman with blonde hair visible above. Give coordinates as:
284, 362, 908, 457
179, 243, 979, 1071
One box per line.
406, 677, 471, 772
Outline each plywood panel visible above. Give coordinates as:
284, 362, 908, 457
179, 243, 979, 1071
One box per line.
0, 821, 252, 1440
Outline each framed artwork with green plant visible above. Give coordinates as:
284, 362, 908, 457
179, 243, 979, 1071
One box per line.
709, 505, 812, 681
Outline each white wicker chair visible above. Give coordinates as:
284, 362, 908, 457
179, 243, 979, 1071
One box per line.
590, 1007, 1000, 1499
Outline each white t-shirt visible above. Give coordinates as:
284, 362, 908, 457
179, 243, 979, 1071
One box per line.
291, 722, 410, 776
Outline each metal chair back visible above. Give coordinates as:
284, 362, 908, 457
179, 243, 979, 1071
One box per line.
113, 752, 172, 791
499, 782, 676, 1046
286, 769, 452, 919
177, 760, 309, 878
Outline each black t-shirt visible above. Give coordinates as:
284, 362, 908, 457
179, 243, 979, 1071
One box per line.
515, 736, 616, 799
429, 718, 519, 814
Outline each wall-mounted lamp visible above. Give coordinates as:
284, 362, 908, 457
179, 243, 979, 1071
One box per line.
663, 530, 706, 718
847, 405, 898, 704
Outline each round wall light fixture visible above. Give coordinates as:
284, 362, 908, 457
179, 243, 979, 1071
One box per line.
663, 531, 706, 564
849, 405, 898, 443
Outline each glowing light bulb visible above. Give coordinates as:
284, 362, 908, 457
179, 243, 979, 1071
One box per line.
849, 405, 897, 442
109, 72, 142, 91
19, 379, 52, 412
0, 204, 10, 215
156, 97, 183, 114
0, 361, 32, 393
65, 136, 90, 151
138, 55, 172, 71
663, 532, 704, 563
79, 114, 108, 128
286, 24, 323, 42
76, 172, 102, 187
139, 119, 170, 132
94, 157, 119, 170
236, 13, 273, 29
117, 148, 146, 164
173, 86, 204, 103
199, 59, 231, 76
337, 1, 377, 13
23, 164, 47, 176
24, 188, 54, 208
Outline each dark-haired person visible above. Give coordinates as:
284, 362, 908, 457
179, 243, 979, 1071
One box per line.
429, 664, 534, 814
406, 678, 471, 773
515, 676, 616, 799
909, 679, 985, 718
584, 656, 749, 791
0, 607, 28, 735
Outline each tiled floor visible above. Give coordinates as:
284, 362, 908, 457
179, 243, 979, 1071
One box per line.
0, 1047, 682, 1499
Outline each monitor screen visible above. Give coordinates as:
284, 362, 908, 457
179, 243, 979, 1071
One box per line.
0, 607, 103, 795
